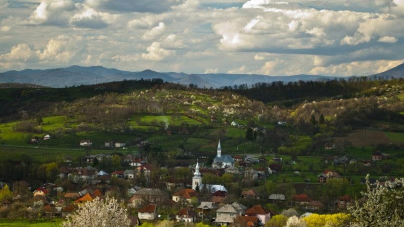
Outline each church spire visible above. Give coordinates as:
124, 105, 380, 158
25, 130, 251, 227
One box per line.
217, 140, 221, 157
194, 159, 201, 176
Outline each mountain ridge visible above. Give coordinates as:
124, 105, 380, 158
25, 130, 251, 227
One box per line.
1, 63, 404, 88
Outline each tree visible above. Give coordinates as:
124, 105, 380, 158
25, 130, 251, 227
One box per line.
285, 216, 307, 227
310, 115, 316, 125
348, 175, 404, 227
62, 197, 130, 227
0, 184, 13, 203
319, 114, 325, 125
245, 127, 254, 141
302, 213, 351, 227
265, 215, 288, 227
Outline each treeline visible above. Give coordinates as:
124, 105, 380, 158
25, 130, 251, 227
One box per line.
226, 77, 404, 106
0, 79, 166, 122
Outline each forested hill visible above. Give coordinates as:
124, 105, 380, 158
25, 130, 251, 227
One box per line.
228, 77, 404, 106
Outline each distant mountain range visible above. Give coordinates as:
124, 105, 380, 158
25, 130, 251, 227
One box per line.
1, 63, 404, 88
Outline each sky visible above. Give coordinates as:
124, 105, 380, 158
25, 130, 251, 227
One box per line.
0, 0, 403, 76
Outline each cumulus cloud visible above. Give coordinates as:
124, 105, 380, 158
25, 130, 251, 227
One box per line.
141, 42, 175, 61
28, 0, 76, 26
310, 60, 404, 76
0, 44, 37, 62
142, 22, 165, 40
161, 34, 187, 49
38, 35, 85, 62
86, 0, 184, 13
0, 26, 11, 32
71, 6, 108, 29
378, 36, 398, 43
227, 65, 247, 74
205, 68, 219, 74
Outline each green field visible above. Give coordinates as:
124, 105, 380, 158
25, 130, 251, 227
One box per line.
385, 131, 404, 142
0, 219, 62, 227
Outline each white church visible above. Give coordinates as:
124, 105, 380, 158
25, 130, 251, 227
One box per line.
192, 160, 227, 192
212, 140, 234, 169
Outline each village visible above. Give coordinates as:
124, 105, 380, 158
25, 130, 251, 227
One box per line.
1, 139, 386, 226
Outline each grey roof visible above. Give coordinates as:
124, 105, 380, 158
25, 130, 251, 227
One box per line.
217, 204, 238, 214
198, 202, 216, 209
269, 194, 286, 200
231, 202, 247, 211
134, 188, 167, 197
214, 155, 234, 163
124, 170, 135, 174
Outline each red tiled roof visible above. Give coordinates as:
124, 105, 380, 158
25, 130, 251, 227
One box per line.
173, 189, 197, 199
139, 204, 156, 213
93, 189, 102, 198
75, 193, 93, 203
62, 204, 76, 212
338, 195, 351, 202
177, 208, 196, 217
212, 190, 227, 197
236, 216, 259, 225
64, 192, 80, 198
292, 194, 312, 203
245, 205, 269, 215
111, 170, 124, 175
307, 201, 324, 207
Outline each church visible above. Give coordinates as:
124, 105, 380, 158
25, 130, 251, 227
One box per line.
212, 140, 234, 169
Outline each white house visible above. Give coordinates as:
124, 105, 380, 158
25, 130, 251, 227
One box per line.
80, 140, 92, 146
138, 204, 157, 220
44, 135, 51, 140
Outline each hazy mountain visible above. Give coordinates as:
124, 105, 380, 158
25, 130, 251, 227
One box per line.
3, 64, 402, 88
177, 74, 214, 88
369, 63, 404, 79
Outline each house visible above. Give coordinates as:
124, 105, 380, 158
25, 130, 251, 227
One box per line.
234, 216, 260, 227
372, 151, 383, 161
305, 201, 324, 211
318, 170, 341, 183
111, 170, 124, 178
124, 170, 135, 179
244, 169, 259, 180
43, 204, 60, 218
33, 188, 48, 197
241, 189, 260, 199
104, 141, 114, 148
128, 188, 168, 208
172, 189, 198, 204
115, 142, 126, 148
231, 121, 239, 126
197, 202, 217, 217
225, 166, 241, 175
129, 158, 144, 167
176, 208, 196, 222
75, 193, 93, 203
80, 140, 92, 146
268, 194, 286, 203
233, 155, 243, 162
62, 204, 76, 217
291, 194, 312, 206
336, 195, 351, 208
245, 205, 272, 225
138, 204, 157, 220
235, 216, 259, 227
64, 192, 80, 201
324, 144, 335, 150
43, 134, 51, 140
214, 202, 246, 225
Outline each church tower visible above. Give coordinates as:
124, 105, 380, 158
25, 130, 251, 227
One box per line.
217, 140, 221, 158
192, 160, 202, 190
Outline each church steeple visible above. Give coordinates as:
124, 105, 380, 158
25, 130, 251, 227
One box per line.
194, 159, 201, 176
217, 140, 221, 157
192, 159, 202, 190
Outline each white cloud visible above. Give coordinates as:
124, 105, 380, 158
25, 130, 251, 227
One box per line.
28, 0, 75, 26
227, 65, 247, 74
0, 26, 11, 32
378, 36, 398, 43
38, 35, 84, 62
205, 68, 219, 74
71, 6, 108, 29
86, 0, 184, 13
161, 34, 187, 49
142, 22, 165, 40
0, 44, 37, 61
141, 42, 175, 61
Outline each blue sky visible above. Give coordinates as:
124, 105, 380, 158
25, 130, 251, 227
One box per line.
0, 0, 403, 76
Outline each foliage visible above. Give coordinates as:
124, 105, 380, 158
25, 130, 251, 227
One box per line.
0, 184, 13, 203
302, 213, 351, 227
285, 216, 307, 227
62, 197, 130, 227
348, 175, 404, 227
265, 214, 288, 227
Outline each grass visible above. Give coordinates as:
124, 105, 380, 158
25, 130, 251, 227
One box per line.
385, 131, 404, 142
397, 93, 404, 100
0, 219, 62, 226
